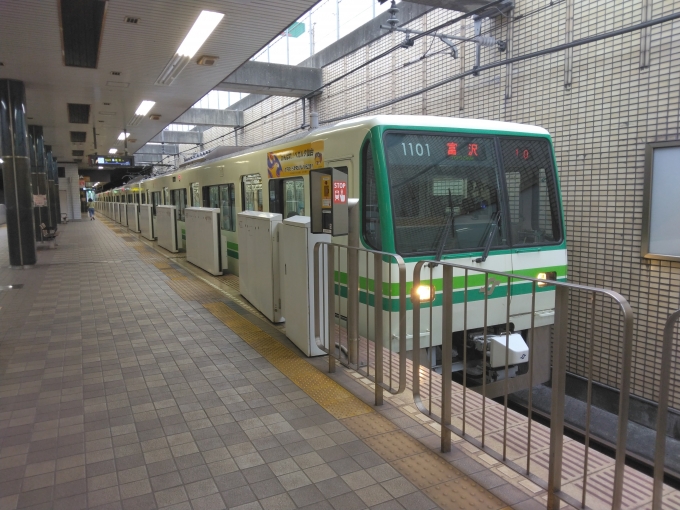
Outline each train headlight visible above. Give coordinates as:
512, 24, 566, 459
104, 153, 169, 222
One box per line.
413, 285, 435, 302
537, 271, 557, 287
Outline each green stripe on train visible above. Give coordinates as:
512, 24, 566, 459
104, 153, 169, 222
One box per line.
227, 242, 238, 251
333, 277, 566, 312
227, 250, 239, 259
333, 265, 567, 296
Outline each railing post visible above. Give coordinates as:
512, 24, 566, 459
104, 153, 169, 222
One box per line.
652, 309, 679, 510
547, 285, 568, 509
440, 265, 453, 453
374, 252, 384, 406
347, 200, 360, 366
327, 246, 336, 373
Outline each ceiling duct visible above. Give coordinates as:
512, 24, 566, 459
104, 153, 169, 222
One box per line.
60, 0, 107, 68
67, 103, 91, 124
70, 131, 87, 143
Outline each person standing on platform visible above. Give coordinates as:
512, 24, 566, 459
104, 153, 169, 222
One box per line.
88, 199, 95, 220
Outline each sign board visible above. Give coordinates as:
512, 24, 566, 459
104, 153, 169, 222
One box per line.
267, 141, 324, 178
33, 195, 47, 207
310, 167, 348, 236
88, 155, 134, 166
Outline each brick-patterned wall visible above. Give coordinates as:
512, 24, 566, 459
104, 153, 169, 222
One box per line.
189, 1, 680, 407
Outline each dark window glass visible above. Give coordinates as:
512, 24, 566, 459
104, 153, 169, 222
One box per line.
220, 184, 235, 231
362, 142, 381, 250
383, 132, 505, 256
151, 192, 160, 216
171, 189, 187, 221
242, 174, 263, 211
499, 138, 561, 246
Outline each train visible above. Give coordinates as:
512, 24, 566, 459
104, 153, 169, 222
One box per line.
98, 115, 567, 391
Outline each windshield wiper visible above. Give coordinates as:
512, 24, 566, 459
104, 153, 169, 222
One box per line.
475, 211, 501, 263
433, 190, 455, 263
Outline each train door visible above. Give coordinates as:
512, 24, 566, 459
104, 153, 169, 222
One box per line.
163, 187, 170, 205
151, 191, 161, 237
268, 177, 305, 218
171, 188, 187, 250
241, 174, 263, 212
191, 182, 201, 207
219, 184, 236, 272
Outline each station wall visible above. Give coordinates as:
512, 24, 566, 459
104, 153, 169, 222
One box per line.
187, 1, 680, 408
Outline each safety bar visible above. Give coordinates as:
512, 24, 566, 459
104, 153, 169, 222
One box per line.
411, 260, 634, 510
652, 308, 680, 510
313, 241, 407, 405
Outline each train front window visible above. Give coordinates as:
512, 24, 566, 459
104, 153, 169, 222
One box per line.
499, 138, 561, 246
383, 132, 506, 257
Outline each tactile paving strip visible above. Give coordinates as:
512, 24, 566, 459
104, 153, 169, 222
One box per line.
204, 302, 373, 419
167, 279, 223, 303
362, 430, 428, 462
342, 412, 397, 438
159, 267, 187, 280
424, 477, 505, 510
392, 452, 463, 489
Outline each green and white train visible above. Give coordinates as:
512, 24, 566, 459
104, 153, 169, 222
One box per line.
99, 115, 566, 382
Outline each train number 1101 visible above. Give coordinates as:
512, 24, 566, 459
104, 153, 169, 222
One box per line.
401, 142, 430, 157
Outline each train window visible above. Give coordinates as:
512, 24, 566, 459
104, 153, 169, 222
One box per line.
269, 178, 304, 218
151, 192, 161, 216
191, 183, 201, 207
642, 142, 680, 260
141, 192, 147, 205
242, 173, 263, 212
202, 185, 220, 208
499, 139, 561, 246
163, 187, 170, 205
171, 188, 187, 221
383, 132, 506, 257
220, 184, 236, 231
362, 142, 382, 250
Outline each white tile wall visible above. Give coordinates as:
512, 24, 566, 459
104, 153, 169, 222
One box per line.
58, 163, 81, 221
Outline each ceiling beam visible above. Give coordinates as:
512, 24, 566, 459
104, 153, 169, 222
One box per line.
406, 0, 513, 16
135, 144, 179, 155
174, 108, 243, 127
215, 61, 323, 98
150, 131, 201, 145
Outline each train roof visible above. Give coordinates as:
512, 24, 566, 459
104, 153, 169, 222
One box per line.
338, 115, 551, 136
136, 115, 551, 183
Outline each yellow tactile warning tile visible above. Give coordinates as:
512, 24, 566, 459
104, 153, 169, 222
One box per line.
153, 261, 172, 270
341, 412, 397, 438
159, 267, 187, 280
392, 452, 463, 489
167, 279, 223, 303
362, 429, 428, 462
204, 302, 373, 419
425, 477, 506, 510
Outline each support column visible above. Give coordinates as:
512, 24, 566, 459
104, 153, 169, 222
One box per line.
29, 125, 49, 240
0, 79, 37, 266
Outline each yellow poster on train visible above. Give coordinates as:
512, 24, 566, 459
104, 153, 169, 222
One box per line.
267, 141, 324, 178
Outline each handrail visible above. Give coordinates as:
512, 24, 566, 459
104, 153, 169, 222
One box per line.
410, 259, 634, 510
313, 241, 407, 404
652, 308, 680, 510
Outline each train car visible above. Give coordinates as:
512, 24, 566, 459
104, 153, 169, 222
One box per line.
102, 115, 567, 384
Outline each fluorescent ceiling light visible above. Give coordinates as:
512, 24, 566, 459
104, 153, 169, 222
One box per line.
118, 132, 130, 141
0, 158, 3, 163
98, 166, 103, 169
155, 10, 224, 86
177, 11, 224, 58
109, 148, 118, 154
135, 101, 155, 116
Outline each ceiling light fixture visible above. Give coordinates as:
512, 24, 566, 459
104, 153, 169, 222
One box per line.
118, 131, 130, 141
109, 148, 118, 154
128, 100, 155, 126
155, 10, 224, 86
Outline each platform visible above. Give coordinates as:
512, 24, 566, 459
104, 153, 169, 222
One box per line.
0, 220, 675, 510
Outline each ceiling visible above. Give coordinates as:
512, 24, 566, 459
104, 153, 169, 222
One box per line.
0, 0, 319, 168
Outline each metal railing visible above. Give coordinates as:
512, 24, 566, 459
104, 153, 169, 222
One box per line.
652, 308, 680, 510
410, 260, 635, 510
313, 241, 407, 405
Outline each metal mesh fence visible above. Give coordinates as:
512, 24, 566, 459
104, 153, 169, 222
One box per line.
155, 0, 680, 407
